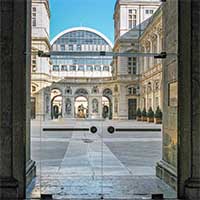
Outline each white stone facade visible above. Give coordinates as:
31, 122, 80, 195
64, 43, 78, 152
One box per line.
31, 0, 51, 120
138, 7, 163, 111
114, 0, 161, 41
31, 0, 163, 121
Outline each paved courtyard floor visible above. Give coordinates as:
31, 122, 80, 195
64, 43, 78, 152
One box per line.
27, 119, 176, 199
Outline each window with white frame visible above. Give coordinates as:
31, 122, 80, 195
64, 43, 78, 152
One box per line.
128, 9, 137, 29
53, 65, 60, 71
128, 57, 137, 74
61, 65, 68, 71
69, 65, 76, 71
78, 65, 85, 71
94, 65, 101, 71
60, 44, 65, 51
32, 7, 37, 27
86, 65, 93, 71
127, 87, 137, 95
145, 9, 154, 15
32, 54, 37, 72
103, 66, 109, 71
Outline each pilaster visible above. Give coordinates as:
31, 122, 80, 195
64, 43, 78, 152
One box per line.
0, 0, 36, 199
183, 0, 200, 199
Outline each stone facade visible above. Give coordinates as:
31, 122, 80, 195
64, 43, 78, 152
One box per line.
114, 0, 161, 41
31, 0, 162, 122
31, 0, 51, 120
138, 7, 163, 112
156, 0, 178, 191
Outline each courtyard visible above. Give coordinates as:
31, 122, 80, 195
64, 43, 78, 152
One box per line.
28, 120, 176, 199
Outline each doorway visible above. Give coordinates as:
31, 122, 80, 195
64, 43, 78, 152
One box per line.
128, 99, 137, 120
28, 0, 178, 199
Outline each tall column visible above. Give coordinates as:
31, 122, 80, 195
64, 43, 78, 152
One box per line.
0, 1, 35, 199
143, 45, 147, 71
62, 95, 65, 118
149, 39, 153, 68
182, 0, 200, 199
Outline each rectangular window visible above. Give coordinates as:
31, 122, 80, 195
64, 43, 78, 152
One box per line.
103, 66, 109, 71
94, 65, 101, 71
86, 65, 93, 71
128, 57, 137, 75
32, 7, 37, 27
60, 44, 65, 51
69, 45, 73, 51
146, 9, 154, 14
128, 9, 137, 29
32, 54, 37, 72
53, 65, 60, 71
78, 65, 85, 71
61, 65, 68, 71
77, 44, 81, 51
69, 65, 76, 71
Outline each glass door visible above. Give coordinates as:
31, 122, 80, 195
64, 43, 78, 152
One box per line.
36, 27, 113, 199
29, 28, 177, 200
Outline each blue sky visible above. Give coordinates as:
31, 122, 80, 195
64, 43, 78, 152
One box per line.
49, 0, 116, 43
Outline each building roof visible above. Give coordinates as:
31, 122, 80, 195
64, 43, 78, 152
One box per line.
50, 27, 113, 48
139, 5, 162, 40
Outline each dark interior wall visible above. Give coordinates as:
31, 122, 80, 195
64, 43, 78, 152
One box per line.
0, 0, 33, 198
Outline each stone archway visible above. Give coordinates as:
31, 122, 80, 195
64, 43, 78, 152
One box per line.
74, 96, 88, 118
74, 88, 89, 118
102, 96, 112, 119
51, 89, 63, 119
103, 88, 113, 119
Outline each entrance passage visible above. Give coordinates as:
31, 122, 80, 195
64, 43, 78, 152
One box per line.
128, 99, 137, 120
75, 96, 88, 118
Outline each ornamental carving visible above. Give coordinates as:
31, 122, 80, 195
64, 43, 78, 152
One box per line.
92, 86, 99, 94
45, 95, 50, 114
65, 86, 72, 95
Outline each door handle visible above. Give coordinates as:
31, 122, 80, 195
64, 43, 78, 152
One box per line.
107, 126, 115, 134
90, 126, 97, 134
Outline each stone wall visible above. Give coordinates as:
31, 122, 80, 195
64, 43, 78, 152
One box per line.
156, 0, 178, 191
0, 1, 35, 199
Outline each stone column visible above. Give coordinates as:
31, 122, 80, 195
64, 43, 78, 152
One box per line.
156, 1, 200, 200
149, 39, 153, 68
0, 0, 35, 199
182, 0, 200, 199
71, 97, 75, 118
118, 84, 128, 120
143, 46, 147, 71
62, 95, 65, 118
